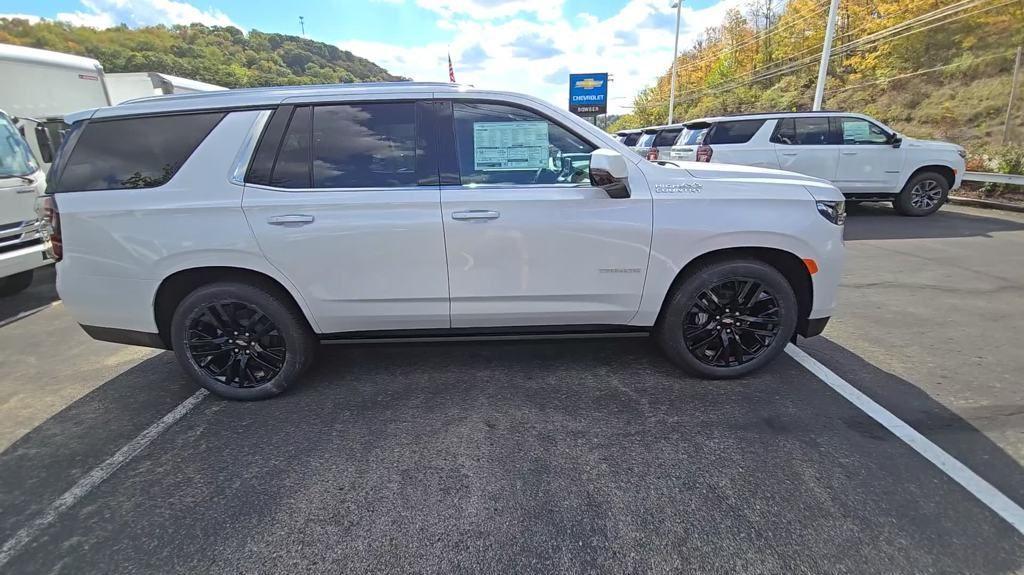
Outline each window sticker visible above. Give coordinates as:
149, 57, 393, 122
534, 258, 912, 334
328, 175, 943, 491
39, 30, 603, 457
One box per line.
473, 121, 549, 171
843, 120, 870, 141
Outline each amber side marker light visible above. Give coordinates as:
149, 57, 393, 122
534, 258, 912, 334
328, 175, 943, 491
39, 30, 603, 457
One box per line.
803, 258, 819, 275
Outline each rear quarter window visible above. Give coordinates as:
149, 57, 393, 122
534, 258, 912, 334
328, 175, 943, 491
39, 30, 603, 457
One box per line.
707, 120, 766, 145
653, 129, 682, 147
55, 112, 224, 192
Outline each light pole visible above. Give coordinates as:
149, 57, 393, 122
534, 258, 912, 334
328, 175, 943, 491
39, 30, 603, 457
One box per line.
299, 16, 305, 37
812, 0, 839, 110
667, 1, 683, 124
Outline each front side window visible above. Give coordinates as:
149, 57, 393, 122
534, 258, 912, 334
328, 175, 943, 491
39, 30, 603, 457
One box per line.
839, 117, 890, 145
772, 117, 832, 146
56, 112, 223, 192
452, 102, 594, 185
313, 102, 418, 189
708, 120, 766, 144
0, 115, 37, 178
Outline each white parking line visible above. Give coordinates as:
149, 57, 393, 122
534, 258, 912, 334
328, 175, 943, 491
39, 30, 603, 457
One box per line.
786, 343, 1024, 535
0, 389, 209, 569
0, 301, 60, 329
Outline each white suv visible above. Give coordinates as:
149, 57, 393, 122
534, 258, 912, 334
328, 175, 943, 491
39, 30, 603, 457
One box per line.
41, 83, 845, 400
669, 112, 967, 216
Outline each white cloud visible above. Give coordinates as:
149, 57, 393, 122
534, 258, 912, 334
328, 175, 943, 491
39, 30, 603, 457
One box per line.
415, 0, 565, 21
338, 0, 744, 114
56, 0, 236, 29
0, 13, 42, 23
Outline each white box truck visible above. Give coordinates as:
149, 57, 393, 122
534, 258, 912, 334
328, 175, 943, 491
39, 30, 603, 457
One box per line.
105, 72, 225, 104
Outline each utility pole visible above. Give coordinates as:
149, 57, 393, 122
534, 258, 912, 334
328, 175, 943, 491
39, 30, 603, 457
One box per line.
299, 16, 305, 37
812, 0, 840, 111
1002, 46, 1022, 144
667, 1, 683, 124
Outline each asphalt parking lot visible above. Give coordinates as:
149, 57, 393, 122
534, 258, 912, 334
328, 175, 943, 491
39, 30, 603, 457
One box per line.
1, 203, 1022, 573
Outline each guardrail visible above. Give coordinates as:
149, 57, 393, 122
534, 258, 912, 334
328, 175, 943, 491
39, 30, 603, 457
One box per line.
963, 172, 1024, 186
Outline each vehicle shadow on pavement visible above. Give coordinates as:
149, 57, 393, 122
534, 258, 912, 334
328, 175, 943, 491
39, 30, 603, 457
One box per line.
844, 203, 1024, 241
0, 266, 58, 322
798, 335, 1024, 506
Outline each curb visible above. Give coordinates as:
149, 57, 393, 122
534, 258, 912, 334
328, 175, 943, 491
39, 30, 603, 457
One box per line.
948, 196, 1024, 214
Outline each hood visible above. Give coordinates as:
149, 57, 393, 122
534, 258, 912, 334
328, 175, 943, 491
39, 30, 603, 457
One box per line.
651, 160, 844, 202
901, 135, 964, 154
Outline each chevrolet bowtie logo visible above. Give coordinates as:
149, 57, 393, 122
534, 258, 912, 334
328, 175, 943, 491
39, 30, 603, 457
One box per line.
575, 78, 604, 90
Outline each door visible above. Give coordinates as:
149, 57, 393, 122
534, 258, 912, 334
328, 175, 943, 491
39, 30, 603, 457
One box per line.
243, 101, 450, 333
439, 100, 652, 328
833, 116, 903, 193
771, 117, 839, 181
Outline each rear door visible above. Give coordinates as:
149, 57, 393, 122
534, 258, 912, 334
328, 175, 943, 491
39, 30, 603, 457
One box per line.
242, 98, 450, 333
437, 99, 652, 328
771, 117, 839, 181
833, 116, 903, 193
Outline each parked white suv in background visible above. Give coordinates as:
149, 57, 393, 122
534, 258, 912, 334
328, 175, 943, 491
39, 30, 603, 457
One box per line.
669, 112, 966, 216
41, 83, 844, 400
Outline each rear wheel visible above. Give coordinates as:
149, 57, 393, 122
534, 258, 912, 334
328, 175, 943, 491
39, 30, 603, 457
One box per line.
0, 270, 34, 297
656, 260, 798, 379
170, 282, 317, 400
894, 172, 948, 216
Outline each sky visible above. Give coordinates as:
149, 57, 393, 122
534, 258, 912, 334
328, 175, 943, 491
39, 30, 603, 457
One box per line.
0, 0, 746, 114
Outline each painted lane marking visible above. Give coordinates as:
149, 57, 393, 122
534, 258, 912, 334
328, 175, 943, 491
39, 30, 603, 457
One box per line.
0, 389, 209, 568
786, 344, 1024, 535
0, 301, 60, 329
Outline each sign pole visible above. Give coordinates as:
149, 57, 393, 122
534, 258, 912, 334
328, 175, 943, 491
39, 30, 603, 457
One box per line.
668, 1, 683, 124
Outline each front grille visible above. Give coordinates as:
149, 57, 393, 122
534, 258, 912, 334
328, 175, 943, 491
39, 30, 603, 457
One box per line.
0, 236, 43, 255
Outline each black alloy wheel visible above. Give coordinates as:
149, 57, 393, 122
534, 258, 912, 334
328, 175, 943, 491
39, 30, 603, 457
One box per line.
683, 278, 781, 368
186, 301, 286, 388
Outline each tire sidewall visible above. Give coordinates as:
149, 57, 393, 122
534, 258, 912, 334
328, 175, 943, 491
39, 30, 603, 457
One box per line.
170, 283, 313, 400
657, 261, 798, 379
896, 173, 949, 216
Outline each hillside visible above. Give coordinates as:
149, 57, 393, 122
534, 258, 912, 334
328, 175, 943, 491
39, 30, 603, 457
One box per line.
611, 0, 1023, 156
0, 18, 406, 87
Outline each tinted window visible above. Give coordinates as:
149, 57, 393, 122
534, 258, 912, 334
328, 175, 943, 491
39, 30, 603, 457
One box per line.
839, 117, 890, 144
653, 128, 682, 147
621, 132, 641, 146
270, 107, 311, 188
636, 132, 657, 148
56, 113, 223, 192
772, 117, 831, 145
313, 102, 417, 189
453, 102, 594, 185
708, 120, 766, 144
677, 125, 709, 146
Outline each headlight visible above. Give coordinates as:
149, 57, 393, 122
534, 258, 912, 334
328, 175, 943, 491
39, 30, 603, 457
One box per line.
816, 200, 846, 225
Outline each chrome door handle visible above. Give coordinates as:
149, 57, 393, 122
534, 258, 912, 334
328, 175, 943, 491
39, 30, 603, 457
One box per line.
267, 214, 314, 225
780, 152, 798, 157
452, 210, 500, 221
841, 151, 858, 156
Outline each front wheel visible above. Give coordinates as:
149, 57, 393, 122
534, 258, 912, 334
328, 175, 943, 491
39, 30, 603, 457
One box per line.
894, 172, 948, 216
170, 282, 317, 400
656, 260, 798, 379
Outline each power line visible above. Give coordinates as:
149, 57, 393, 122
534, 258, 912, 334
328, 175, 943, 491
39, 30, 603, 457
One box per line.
825, 50, 1018, 94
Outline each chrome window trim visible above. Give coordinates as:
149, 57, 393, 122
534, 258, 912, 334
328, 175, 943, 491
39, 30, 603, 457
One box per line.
229, 109, 273, 185
244, 183, 435, 194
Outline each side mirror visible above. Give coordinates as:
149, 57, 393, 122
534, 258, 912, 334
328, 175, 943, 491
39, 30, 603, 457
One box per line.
589, 148, 630, 199
890, 133, 903, 149
34, 124, 55, 164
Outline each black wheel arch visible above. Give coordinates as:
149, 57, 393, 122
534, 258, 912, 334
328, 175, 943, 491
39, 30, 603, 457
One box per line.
154, 267, 313, 349
904, 165, 955, 190
657, 247, 814, 336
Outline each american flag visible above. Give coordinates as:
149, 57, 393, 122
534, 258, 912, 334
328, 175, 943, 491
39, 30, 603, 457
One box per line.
448, 53, 456, 83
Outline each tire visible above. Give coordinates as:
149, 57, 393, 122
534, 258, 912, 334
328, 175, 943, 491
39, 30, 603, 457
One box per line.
655, 259, 799, 379
0, 270, 34, 297
170, 281, 318, 400
894, 172, 949, 217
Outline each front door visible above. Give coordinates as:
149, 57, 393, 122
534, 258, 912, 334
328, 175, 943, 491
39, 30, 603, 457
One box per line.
771, 117, 839, 182
438, 100, 652, 328
833, 116, 903, 194
243, 100, 450, 333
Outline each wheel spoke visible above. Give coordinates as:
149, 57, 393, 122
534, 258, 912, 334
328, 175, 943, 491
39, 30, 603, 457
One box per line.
682, 277, 781, 368
186, 300, 285, 389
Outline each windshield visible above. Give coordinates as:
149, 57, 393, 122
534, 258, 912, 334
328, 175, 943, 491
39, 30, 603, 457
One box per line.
0, 115, 38, 178
677, 126, 709, 146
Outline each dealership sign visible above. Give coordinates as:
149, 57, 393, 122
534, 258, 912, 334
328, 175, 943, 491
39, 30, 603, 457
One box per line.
569, 73, 608, 116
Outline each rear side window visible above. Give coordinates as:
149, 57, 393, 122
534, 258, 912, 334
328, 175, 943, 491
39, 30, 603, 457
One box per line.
313, 102, 418, 189
772, 117, 832, 146
708, 120, 766, 144
55, 113, 223, 192
677, 125, 709, 146
636, 132, 657, 148
621, 132, 641, 146
653, 128, 681, 147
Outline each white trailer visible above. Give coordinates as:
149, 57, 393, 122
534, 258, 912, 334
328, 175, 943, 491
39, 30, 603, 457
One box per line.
105, 72, 226, 104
